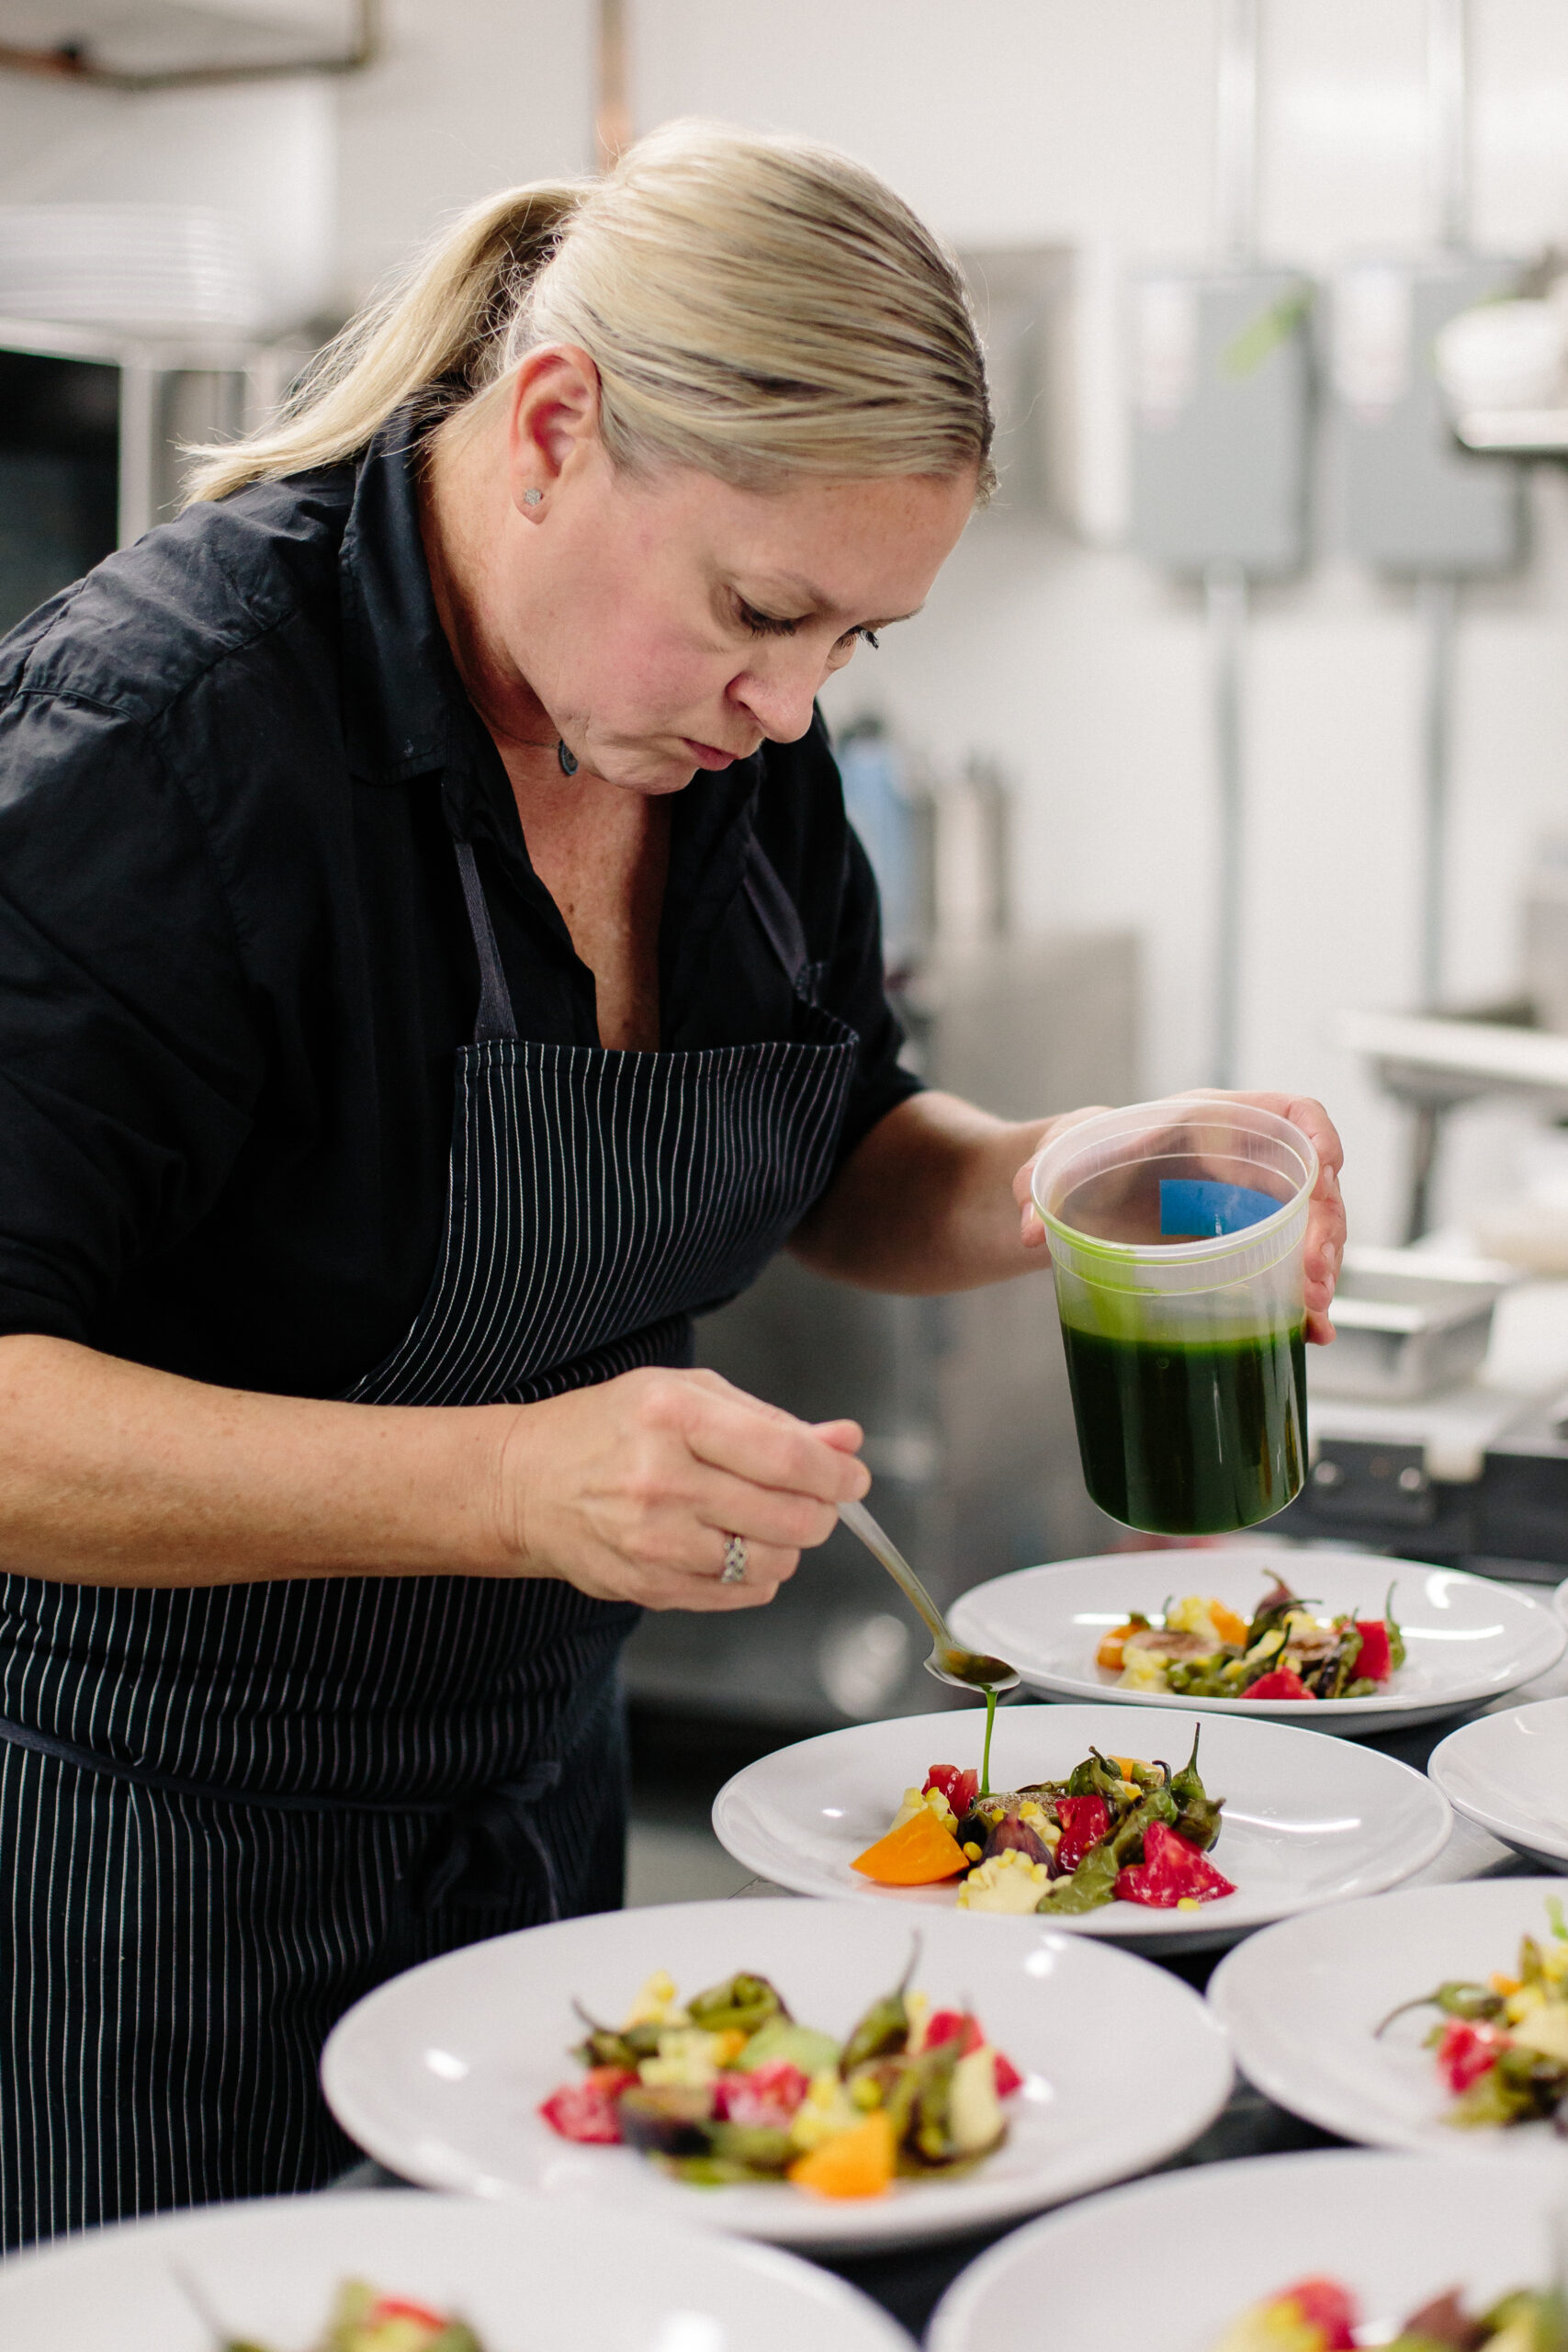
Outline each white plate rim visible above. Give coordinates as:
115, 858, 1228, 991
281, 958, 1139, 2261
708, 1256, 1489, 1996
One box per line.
1204, 1875, 1568, 2154
0, 2188, 916, 2351
710, 1704, 1455, 1945
318, 1897, 1235, 2253
1428, 1696, 1568, 1863
923, 2146, 1566, 2352
948, 1553, 1566, 1725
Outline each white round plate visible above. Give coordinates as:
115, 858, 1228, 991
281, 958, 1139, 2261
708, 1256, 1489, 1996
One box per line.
1207, 1877, 1568, 2154
320, 1897, 1232, 2254
926, 2148, 1568, 2352
1428, 1696, 1568, 1869
948, 1548, 1566, 1735
1555, 1574, 1568, 1632
710, 1705, 1452, 1952
0, 2188, 910, 2352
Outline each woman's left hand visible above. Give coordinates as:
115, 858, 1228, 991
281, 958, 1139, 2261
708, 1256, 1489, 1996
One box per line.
1014, 1090, 1346, 1346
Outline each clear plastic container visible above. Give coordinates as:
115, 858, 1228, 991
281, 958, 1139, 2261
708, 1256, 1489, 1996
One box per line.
1030, 1098, 1317, 1536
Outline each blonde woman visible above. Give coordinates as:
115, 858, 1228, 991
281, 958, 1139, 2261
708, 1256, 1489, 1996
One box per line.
0, 122, 1344, 2242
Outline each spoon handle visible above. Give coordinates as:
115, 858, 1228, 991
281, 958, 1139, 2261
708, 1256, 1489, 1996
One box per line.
838, 1497, 953, 1651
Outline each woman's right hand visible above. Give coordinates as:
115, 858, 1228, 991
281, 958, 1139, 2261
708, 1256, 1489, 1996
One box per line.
498, 1365, 870, 1609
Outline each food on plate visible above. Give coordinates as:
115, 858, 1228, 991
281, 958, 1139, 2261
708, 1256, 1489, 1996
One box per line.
852, 1729, 1236, 1915
221, 2281, 484, 2352
1210, 2271, 1564, 2348
536, 1954, 1023, 2198
1375, 1899, 1568, 2132
1098, 1575, 1404, 1702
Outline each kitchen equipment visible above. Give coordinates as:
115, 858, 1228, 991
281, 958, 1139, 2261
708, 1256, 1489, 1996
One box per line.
710, 1703, 1453, 1954
949, 1549, 1565, 1737
0, 317, 301, 631
1030, 1096, 1316, 1534
319, 1897, 1232, 2254
0, 204, 262, 333
837, 1497, 1017, 1694
1308, 1243, 1515, 1400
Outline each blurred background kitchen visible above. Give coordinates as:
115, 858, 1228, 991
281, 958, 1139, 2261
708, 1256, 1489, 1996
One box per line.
10, 0, 1568, 1892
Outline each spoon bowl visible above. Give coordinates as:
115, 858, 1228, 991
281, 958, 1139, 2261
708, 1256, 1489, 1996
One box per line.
928, 1643, 1021, 1696
837, 1498, 1021, 1695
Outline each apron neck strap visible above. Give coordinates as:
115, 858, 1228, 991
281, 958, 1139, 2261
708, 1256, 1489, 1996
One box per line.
454, 831, 809, 1047
742, 836, 811, 990
453, 838, 519, 1043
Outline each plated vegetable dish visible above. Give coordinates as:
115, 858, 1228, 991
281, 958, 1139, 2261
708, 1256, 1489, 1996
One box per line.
1377, 1900, 1568, 2133
537, 1957, 1022, 2199
852, 1730, 1235, 1914
1099, 1576, 1404, 1702
223, 2282, 482, 2352
1213, 2273, 1564, 2349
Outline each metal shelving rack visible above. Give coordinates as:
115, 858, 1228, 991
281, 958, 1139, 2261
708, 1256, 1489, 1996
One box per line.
0, 311, 303, 545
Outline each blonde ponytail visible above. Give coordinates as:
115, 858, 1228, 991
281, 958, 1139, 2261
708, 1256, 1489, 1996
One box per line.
185, 121, 992, 506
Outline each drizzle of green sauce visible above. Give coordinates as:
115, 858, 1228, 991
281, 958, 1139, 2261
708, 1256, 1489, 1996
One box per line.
979, 1684, 997, 1797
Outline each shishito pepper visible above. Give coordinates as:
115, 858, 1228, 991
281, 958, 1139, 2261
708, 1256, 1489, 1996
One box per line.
839, 1943, 917, 2072
1168, 1725, 1224, 1852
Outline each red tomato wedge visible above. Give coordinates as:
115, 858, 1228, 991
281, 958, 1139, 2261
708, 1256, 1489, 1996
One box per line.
1245, 1665, 1312, 1701
1353, 1619, 1393, 1681
1054, 1793, 1110, 1872
1113, 1820, 1236, 1907
923, 1764, 979, 1817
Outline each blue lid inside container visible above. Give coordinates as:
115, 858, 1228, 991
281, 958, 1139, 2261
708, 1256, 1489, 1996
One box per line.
1159, 1179, 1280, 1239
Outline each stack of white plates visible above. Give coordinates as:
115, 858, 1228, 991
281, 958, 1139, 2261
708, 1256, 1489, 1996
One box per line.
0, 204, 262, 333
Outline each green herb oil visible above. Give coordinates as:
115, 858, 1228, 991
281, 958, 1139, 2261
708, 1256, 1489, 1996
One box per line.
979, 1685, 997, 1797
1060, 1322, 1307, 1536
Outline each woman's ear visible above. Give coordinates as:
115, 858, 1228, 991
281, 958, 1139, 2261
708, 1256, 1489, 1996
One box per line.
506, 345, 604, 519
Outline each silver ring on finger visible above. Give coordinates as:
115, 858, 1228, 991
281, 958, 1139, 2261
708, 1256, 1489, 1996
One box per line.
719, 1532, 748, 1585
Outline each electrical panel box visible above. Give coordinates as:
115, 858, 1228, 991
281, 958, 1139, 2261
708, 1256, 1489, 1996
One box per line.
1128, 266, 1313, 576
1333, 256, 1525, 575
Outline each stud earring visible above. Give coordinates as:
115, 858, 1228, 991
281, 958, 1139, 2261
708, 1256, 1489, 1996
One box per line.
522, 488, 543, 507
557, 740, 579, 776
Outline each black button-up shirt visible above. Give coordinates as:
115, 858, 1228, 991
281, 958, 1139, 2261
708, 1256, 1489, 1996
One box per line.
0, 420, 919, 1399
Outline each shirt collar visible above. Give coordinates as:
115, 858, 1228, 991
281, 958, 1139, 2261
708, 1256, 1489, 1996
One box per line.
337, 409, 459, 786
333, 407, 776, 920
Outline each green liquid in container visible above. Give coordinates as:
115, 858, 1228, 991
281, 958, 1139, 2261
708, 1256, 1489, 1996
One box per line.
1059, 1323, 1308, 1536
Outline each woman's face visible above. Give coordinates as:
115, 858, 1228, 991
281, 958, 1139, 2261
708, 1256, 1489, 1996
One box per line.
449, 349, 976, 791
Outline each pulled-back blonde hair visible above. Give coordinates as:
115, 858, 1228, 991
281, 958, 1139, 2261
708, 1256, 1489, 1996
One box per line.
185, 120, 994, 505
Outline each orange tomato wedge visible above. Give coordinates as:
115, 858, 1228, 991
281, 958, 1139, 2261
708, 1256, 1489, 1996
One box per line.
851, 1807, 968, 1884
787, 2109, 897, 2199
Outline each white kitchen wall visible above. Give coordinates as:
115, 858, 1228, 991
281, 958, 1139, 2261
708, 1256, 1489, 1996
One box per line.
335, 0, 593, 301
623, 0, 1568, 1247
7, 0, 1568, 1245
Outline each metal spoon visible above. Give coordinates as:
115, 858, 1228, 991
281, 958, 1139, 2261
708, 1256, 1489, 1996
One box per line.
838, 1496, 1020, 1694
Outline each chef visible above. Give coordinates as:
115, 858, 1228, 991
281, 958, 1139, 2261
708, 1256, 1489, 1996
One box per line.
0, 120, 1345, 2246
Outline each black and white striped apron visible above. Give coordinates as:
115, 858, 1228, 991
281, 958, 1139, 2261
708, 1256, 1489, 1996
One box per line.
0, 831, 858, 2250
